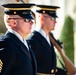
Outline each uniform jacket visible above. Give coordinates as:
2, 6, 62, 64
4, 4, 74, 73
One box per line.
28, 31, 56, 74
0, 31, 37, 75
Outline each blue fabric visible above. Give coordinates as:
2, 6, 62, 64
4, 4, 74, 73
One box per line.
0, 31, 37, 75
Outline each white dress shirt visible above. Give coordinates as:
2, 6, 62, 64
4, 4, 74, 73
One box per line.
38, 28, 51, 46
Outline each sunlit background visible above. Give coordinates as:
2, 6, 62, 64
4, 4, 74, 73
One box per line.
0, 0, 76, 67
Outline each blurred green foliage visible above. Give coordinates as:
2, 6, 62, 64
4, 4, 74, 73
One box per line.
60, 15, 74, 63
0, 6, 6, 34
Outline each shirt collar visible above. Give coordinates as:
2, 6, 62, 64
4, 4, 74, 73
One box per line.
38, 28, 51, 46
8, 29, 23, 42
38, 28, 48, 39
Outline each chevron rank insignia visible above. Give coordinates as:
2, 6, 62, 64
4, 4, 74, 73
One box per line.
0, 59, 3, 73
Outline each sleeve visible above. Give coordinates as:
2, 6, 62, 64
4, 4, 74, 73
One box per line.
0, 40, 14, 75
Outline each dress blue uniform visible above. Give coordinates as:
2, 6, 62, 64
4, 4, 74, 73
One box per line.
0, 3, 37, 75
28, 31, 56, 74
28, 5, 60, 75
0, 31, 37, 75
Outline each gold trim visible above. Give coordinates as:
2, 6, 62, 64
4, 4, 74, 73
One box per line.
36, 7, 59, 11
33, 6, 59, 11
5, 8, 31, 10
0, 59, 3, 73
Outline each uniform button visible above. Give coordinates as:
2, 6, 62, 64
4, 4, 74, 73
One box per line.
56, 69, 58, 72
43, 10, 45, 13
14, 11, 16, 14
51, 69, 54, 73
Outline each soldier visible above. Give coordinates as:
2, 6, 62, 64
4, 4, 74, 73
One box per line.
28, 5, 60, 75
0, 3, 37, 75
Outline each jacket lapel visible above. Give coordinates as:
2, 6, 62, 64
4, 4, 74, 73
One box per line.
5, 31, 32, 61
33, 31, 53, 54
20, 44, 32, 61
32, 31, 56, 70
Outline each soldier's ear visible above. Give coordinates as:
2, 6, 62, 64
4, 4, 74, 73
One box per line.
9, 19, 17, 27
40, 15, 45, 24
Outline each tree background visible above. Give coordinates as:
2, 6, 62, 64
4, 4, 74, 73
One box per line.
60, 16, 74, 63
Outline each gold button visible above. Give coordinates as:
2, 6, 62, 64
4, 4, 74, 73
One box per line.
51, 69, 54, 73
56, 69, 58, 72
43, 11, 45, 13
14, 11, 16, 14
